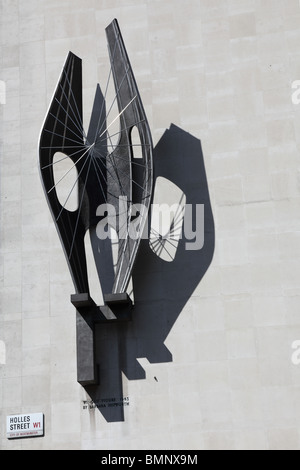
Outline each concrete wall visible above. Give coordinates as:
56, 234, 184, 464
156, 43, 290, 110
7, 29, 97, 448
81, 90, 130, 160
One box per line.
1, 0, 300, 450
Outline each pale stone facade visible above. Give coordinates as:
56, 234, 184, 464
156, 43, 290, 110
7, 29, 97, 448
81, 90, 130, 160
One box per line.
1, 0, 300, 450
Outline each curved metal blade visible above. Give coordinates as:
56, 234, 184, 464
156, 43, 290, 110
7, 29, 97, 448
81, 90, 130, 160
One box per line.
105, 19, 153, 294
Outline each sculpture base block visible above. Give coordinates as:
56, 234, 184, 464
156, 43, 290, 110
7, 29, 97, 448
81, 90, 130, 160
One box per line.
71, 293, 133, 386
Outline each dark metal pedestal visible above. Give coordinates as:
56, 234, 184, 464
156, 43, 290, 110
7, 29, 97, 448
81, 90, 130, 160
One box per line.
71, 294, 133, 386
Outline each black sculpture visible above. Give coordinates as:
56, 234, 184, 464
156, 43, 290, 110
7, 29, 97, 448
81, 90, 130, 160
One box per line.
39, 19, 153, 385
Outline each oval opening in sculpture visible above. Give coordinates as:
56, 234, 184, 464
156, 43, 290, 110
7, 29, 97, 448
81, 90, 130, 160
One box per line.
131, 126, 143, 159
53, 152, 79, 212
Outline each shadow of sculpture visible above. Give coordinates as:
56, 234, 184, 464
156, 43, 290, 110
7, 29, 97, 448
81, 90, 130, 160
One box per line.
84, 124, 215, 422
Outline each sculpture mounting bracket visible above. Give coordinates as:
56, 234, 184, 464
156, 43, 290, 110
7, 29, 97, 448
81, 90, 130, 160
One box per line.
72, 295, 133, 386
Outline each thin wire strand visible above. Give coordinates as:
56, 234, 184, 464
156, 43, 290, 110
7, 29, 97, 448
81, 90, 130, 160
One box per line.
94, 63, 131, 143
97, 119, 146, 145
93, 38, 118, 142
41, 146, 86, 170
43, 128, 84, 147
49, 111, 85, 143
54, 97, 86, 142
96, 95, 136, 142
61, 66, 87, 139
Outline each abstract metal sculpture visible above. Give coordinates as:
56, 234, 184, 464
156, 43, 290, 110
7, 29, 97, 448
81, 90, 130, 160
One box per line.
39, 19, 153, 385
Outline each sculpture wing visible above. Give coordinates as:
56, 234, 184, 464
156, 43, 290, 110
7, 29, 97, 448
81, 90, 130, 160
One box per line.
105, 19, 153, 294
